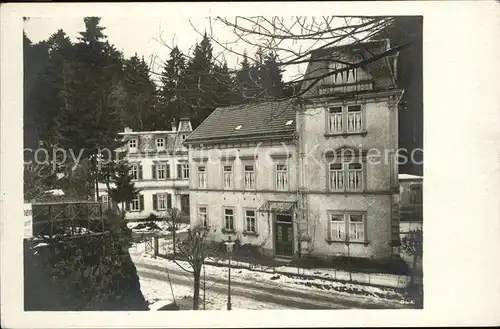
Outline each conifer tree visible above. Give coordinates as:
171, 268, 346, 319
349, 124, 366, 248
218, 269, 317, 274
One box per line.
109, 159, 141, 218
159, 46, 188, 129
122, 54, 160, 130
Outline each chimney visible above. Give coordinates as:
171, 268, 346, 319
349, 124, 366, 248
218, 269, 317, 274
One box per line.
124, 127, 132, 133
178, 117, 193, 132
171, 118, 176, 132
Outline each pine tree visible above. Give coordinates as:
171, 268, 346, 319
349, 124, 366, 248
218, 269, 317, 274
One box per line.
109, 159, 140, 218
122, 54, 160, 130
212, 60, 233, 107
185, 32, 214, 127
159, 46, 188, 129
24, 32, 50, 150
260, 51, 285, 99
52, 17, 126, 200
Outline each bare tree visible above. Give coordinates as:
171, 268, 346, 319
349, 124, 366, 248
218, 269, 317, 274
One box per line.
164, 207, 184, 258
188, 16, 409, 102
172, 226, 216, 310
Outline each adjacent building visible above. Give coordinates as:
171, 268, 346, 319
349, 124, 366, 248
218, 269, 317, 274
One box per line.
398, 173, 423, 232
185, 39, 403, 261
98, 118, 193, 220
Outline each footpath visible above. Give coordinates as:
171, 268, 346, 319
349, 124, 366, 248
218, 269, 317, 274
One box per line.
133, 239, 419, 289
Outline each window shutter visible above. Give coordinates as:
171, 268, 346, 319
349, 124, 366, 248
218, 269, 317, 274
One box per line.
126, 202, 130, 211
139, 165, 143, 179
166, 164, 170, 179
139, 194, 144, 211
177, 164, 182, 179
152, 164, 156, 179
152, 194, 157, 210
167, 193, 172, 209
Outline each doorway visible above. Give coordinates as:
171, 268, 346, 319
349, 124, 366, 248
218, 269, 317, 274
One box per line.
274, 214, 294, 257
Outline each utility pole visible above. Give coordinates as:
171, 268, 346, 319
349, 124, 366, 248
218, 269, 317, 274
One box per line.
203, 263, 206, 310
225, 236, 234, 311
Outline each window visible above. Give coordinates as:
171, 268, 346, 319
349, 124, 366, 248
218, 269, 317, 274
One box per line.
244, 164, 255, 189
181, 134, 187, 140
128, 138, 137, 151
285, 120, 294, 126
328, 61, 357, 85
182, 164, 189, 179
245, 210, 256, 233
328, 107, 343, 133
348, 214, 365, 242
157, 193, 168, 210
347, 105, 362, 133
156, 138, 165, 149
199, 206, 208, 228
410, 184, 422, 204
330, 213, 345, 241
130, 164, 139, 180
197, 165, 207, 188
156, 163, 166, 179
347, 163, 363, 190
328, 212, 366, 243
223, 165, 233, 189
130, 196, 140, 211
329, 163, 344, 190
327, 105, 364, 134
276, 164, 288, 190
223, 208, 234, 231
328, 161, 363, 191
177, 163, 189, 179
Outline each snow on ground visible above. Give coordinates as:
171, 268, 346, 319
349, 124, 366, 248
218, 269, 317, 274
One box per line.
132, 250, 413, 306
127, 221, 190, 235
138, 276, 293, 310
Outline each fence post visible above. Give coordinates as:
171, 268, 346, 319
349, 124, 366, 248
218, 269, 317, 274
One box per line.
153, 236, 159, 258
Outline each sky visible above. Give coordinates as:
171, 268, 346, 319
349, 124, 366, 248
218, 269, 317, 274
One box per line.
23, 16, 313, 84
23, 16, 367, 86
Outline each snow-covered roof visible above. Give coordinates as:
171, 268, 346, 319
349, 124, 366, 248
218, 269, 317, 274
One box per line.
398, 174, 423, 181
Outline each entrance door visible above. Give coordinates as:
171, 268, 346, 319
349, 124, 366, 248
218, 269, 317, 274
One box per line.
180, 195, 190, 216
275, 214, 294, 257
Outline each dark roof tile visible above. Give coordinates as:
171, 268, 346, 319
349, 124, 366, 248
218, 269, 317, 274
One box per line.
185, 101, 296, 143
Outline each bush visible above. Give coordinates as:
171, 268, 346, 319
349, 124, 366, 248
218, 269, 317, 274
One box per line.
24, 231, 149, 311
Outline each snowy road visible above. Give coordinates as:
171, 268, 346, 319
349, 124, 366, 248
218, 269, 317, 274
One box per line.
132, 254, 414, 310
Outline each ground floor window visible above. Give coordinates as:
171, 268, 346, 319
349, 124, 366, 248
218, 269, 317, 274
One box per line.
223, 208, 234, 231
328, 211, 366, 243
245, 210, 256, 233
199, 206, 208, 228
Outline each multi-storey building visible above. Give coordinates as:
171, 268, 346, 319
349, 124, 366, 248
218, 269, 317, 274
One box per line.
185, 39, 403, 261
98, 118, 193, 220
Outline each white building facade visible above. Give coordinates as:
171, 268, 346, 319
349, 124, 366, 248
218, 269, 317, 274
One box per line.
98, 118, 193, 221
186, 40, 403, 261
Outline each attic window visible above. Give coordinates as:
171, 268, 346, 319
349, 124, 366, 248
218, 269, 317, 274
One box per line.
235, 125, 243, 130
285, 120, 294, 126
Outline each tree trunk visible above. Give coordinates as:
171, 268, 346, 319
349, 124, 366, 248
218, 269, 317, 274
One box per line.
172, 217, 176, 258
193, 272, 201, 310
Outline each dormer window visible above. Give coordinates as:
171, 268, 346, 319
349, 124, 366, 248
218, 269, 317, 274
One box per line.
235, 125, 242, 130
156, 137, 165, 150
285, 120, 293, 126
128, 138, 137, 152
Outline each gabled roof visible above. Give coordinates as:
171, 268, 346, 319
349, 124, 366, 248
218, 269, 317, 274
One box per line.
184, 100, 296, 144
300, 39, 398, 98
